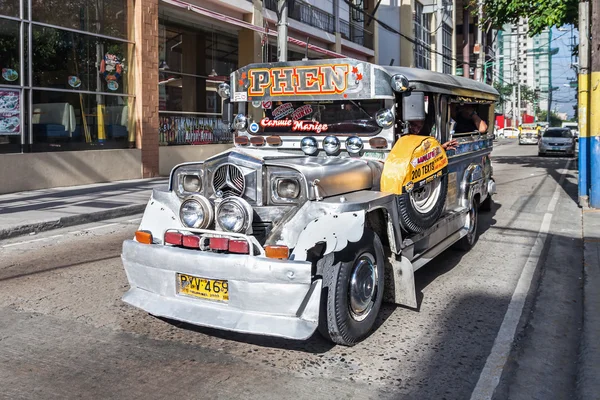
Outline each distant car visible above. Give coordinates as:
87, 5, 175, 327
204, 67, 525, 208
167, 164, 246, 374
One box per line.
518, 125, 541, 145
497, 127, 518, 138
538, 128, 576, 156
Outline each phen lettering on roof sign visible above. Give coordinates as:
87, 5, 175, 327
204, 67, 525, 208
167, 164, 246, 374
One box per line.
248, 64, 350, 96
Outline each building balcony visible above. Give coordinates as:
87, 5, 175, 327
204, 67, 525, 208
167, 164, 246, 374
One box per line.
263, 0, 373, 50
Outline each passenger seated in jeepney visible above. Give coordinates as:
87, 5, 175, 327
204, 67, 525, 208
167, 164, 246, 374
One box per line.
408, 119, 459, 151
450, 104, 488, 134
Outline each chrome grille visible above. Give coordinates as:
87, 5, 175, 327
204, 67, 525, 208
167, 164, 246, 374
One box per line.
212, 164, 245, 198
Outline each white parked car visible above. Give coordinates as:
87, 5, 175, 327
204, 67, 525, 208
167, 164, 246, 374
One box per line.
497, 127, 518, 138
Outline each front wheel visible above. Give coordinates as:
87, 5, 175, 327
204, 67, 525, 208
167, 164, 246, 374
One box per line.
318, 230, 385, 346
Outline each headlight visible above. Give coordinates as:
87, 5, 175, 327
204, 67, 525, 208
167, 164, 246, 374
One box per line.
179, 196, 213, 229
233, 114, 248, 131
301, 136, 319, 155
182, 174, 201, 193
346, 136, 363, 154
323, 135, 340, 155
216, 197, 253, 233
275, 178, 300, 199
375, 109, 394, 128
390, 74, 409, 92
176, 170, 203, 196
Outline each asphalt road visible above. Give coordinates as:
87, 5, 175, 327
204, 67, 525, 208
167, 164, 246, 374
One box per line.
0, 139, 583, 400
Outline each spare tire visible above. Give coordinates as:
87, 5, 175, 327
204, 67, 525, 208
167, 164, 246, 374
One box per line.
397, 169, 448, 234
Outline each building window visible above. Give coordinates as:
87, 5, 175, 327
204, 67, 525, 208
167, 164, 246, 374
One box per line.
158, 20, 236, 146
442, 23, 452, 74
414, 2, 431, 70
1, 0, 134, 154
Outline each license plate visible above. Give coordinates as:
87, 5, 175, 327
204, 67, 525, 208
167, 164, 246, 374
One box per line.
552, 146, 561, 151
176, 273, 229, 302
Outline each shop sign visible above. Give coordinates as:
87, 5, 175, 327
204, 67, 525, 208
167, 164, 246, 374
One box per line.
234, 60, 371, 101
0, 89, 20, 135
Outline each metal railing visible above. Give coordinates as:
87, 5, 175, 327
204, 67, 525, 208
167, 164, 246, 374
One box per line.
263, 0, 374, 50
338, 19, 373, 49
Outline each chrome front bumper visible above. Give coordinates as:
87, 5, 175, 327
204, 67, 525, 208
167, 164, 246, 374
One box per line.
519, 137, 538, 144
121, 240, 320, 340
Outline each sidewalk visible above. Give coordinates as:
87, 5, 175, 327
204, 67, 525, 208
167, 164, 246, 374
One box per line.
0, 178, 168, 240
578, 208, 600, 400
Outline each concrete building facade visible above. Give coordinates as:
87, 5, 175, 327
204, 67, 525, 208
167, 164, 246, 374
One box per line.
0, 0, 376, 194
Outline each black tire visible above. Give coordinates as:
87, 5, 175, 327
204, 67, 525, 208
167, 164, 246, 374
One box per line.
318, 230, 385, 346
480, 193, 493, 212
455, 196, 479, 251
397, 172, 448, 234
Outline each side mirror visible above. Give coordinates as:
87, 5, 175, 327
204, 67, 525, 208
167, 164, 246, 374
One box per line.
221, 99, 234, 125
402, 91, 425, 121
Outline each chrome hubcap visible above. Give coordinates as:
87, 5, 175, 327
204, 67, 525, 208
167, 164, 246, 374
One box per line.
410, 177, 441, 214
348, 254, 378, 321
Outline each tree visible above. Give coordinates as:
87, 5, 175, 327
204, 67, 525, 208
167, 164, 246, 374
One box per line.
479, 0, 579, 36
537, 110, 563, 127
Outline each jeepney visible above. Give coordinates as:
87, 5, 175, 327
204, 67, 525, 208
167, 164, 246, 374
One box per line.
518, 123, 541, 145
121, 58, 499, 346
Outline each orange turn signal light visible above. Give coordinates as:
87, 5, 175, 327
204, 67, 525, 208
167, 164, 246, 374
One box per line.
265, 245, 289, 259
135, 230, 153, 244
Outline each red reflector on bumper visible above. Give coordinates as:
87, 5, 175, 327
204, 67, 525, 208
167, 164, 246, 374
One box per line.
209, 237, 229, 250
164, 232, 183, 245
228, 240, 249, 254
182, 235, 201, 248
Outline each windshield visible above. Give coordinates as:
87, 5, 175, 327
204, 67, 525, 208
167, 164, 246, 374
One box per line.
246, 100, 386, 135
543, 129, 572, 138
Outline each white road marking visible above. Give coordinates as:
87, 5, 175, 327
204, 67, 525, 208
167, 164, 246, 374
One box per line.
126, 217, 142, 223
2, 234, 64, 248
470, 159, 572, 400
85, 223, 118, 231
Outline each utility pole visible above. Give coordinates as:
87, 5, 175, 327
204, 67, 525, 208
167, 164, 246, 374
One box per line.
547, 28, 552, 123
516, 21, 521, 126
590, 0, 600, 208
579, 0, 591, 206
475, 1, 484, 81
277, 0, 288, 62
463, 3, 470, 78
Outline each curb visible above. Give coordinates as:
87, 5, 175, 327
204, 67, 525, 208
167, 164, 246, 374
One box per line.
0, 204, 146, 241
576, 209, 600, 400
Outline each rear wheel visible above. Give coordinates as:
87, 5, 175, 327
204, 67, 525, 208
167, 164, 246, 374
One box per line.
397, 172, 448, 234
455, 196, 479, 251
318, 230, 385, 346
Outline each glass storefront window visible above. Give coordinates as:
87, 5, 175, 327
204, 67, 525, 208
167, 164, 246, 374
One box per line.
159, 22, 237, 77
31, 89, 133, 152
159, 73, 225, 114
0, 0, 20, 18
31, 0, 129, 39
0, 18, 21, 86
32, 25, 131, 94
0, 88, 24, 153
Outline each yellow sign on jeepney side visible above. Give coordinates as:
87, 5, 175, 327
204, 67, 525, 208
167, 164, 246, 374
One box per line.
381, 135, 448, 195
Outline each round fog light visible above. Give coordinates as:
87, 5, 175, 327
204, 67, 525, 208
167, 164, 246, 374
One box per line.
216, 198, 253, 233
301, 137, 318, 155
323, 135, 340, 155
346, 136, 364, 154
179, 196, 213, 229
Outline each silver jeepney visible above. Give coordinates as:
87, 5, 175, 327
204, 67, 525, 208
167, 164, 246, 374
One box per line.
121, 58, 499, 345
